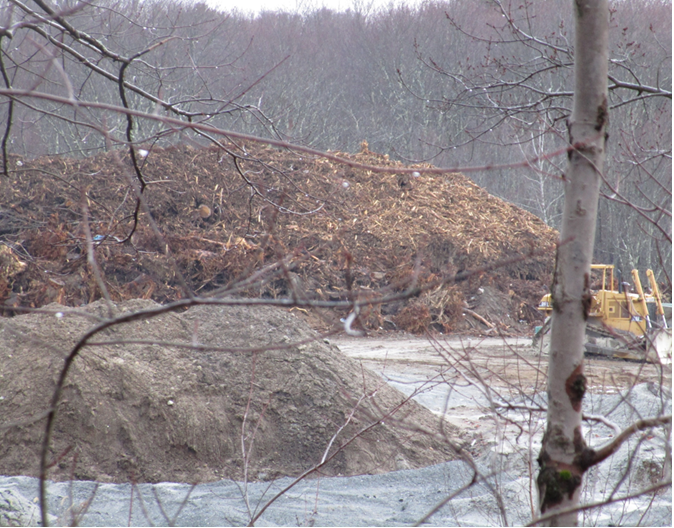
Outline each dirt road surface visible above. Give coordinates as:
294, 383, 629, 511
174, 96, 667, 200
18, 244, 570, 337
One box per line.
331, 334, 672, 459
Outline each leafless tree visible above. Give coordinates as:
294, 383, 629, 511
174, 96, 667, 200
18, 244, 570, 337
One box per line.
0, 1, 670, 527
407, 0, 671, 277
537, 1, 610, 523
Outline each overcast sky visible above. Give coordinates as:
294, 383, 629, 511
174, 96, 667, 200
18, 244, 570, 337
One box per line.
204, 0, 418, 16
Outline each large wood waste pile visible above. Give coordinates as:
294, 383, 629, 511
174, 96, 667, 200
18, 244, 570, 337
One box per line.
0, 141, 557, 333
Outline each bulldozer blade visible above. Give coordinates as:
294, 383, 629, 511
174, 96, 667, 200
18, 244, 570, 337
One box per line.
646, 328, 672, 366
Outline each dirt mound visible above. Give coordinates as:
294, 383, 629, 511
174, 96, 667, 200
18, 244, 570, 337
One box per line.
0, 299, 463, 484
0, 142, 556, 332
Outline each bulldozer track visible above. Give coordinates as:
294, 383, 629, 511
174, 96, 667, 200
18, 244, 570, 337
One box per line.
585, 323, 644, 347
533, 319, 648, 361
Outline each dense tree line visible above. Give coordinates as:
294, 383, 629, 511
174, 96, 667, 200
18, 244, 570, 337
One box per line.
0, 0, 670, 279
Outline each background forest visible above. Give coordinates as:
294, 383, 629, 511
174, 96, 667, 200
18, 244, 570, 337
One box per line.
1, 0, 671, 279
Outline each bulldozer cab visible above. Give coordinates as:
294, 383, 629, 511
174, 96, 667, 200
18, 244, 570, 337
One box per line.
588, 265, 648, 337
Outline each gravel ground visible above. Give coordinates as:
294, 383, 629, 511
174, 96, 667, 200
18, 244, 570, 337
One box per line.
1, 337, 671, 527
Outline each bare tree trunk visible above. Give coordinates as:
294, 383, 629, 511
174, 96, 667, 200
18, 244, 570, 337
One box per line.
536, 1, 609, 526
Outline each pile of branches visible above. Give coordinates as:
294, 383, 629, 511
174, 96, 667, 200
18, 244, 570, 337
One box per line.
0, 142, 557, 332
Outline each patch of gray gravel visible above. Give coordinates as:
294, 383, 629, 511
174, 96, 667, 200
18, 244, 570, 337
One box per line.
1, 383, 670, 527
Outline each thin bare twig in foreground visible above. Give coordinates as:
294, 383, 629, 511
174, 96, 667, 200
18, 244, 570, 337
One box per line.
1, 88, 581, 177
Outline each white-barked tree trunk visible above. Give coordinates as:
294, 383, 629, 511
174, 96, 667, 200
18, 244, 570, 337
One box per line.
536, 1, 609, 525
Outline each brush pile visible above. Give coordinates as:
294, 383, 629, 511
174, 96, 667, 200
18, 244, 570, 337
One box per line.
0, 141, 556, 333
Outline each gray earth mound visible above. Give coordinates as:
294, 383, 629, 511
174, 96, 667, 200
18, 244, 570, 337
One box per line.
0, 299, 462, 484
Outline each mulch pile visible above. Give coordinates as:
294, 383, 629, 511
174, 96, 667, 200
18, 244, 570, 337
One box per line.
0, 141, 556, 333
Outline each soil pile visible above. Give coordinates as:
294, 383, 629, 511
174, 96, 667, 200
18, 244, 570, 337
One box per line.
0, 142, 557, 332
0, 299, 463, 484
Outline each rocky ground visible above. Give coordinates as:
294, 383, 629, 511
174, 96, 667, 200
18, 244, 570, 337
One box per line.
1, 329, 670, 526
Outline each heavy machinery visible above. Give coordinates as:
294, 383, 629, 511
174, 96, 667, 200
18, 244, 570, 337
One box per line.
533, 265, 672, 363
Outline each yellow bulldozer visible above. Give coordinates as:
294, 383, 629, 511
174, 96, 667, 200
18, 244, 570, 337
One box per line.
533, 264, 672, 363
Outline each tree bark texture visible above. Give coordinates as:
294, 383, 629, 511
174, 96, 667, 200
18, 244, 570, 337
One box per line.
536, 1, 609, 526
